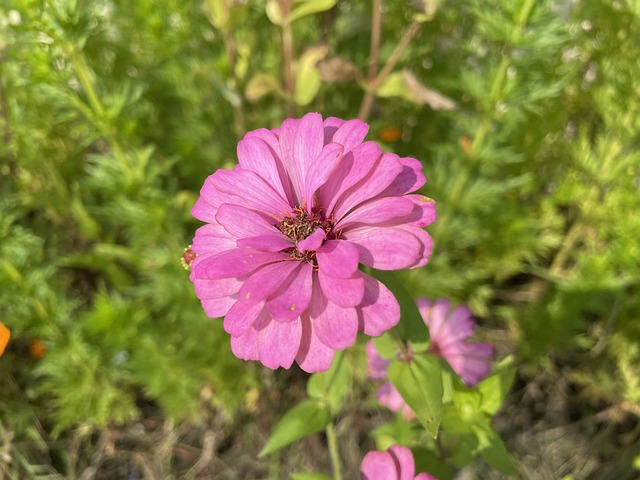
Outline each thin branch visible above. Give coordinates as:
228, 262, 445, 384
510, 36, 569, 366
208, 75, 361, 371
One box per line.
366, 0, 382, 85
358, 20, 422, 121
222, 29, 246, 137
280, 0, 296, 117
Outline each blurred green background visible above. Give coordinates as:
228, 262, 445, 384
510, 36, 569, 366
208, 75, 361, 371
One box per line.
1, 0, 639, 478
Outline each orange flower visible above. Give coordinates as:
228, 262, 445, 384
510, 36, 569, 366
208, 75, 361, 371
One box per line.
30, 339, 47, 359
0, 323, 10, 356
378, 126, 402, 143
459, 135, 472, 156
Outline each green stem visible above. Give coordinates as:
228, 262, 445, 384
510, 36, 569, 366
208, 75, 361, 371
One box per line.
268, 451, 280, 480
280, 0, 296, 117
325, 422, 343, 480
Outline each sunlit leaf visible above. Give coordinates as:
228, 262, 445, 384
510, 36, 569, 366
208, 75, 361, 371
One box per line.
388, 353, 443, 437
288, 0, 337, 24
369, 269, 429, 343
259, 399, 331, 456
307, 351, 350, 411
291, 473, 332, 480
294, 45, 328, 106
245, 73, 281, 102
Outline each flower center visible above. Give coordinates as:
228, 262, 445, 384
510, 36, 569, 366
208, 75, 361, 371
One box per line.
276, 206, 337, 264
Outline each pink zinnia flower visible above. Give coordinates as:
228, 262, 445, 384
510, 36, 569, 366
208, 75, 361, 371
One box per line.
367, 298, 494, 416
360, 444, 438, 480
419, 298, 495, 386
190, 113, 435, 372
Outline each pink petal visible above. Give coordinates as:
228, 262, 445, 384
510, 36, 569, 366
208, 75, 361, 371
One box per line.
423, 299, 453, 340
414, 474, 438, 480
276, 117, 298, 163
403, 194, 437, 227
320, 141, 382, 214
379, 156, 426, 197
204, 249, 286, 279
200, 295, 236, 318
216, 203, 284, 239
192, 224, 236, 255
230, 326, 259, 361
266, 262, 313, 321
238, 261, 300, 305
304, 143, 343, 208
280, 113, 324, 204
338, 196, 415, 229
395, 226, 434, 269
388, 445, 415, 480
318, 269, 365, 307
360, 451, 399, 480
432, 305, 475, 347
322, 116, 345, 144
416, 297, 432, 311
295, 314, 335, 373
365, 341, 390, 380
443, 342, 494, 387
211, 167, 291, 216
333, 153, 404, 220
308, 287, 358, 350
297, 228, 326, 252
316, 240, 359, 278
344, 227, 421, 270
358, 274, 400, 336
193, 277, 242, 299
237, 234, 293, 252
244, 128, 295, 203
191, 196, 216, 223
331, 118, 369, 152
257, 318, 303, 369
237, 136, 289, 201
244, 127, 282, 157
377, 382, 408, 414
223, 300, 266, 336
191, 173, 239, 222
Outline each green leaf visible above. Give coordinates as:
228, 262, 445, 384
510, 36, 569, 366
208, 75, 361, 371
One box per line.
294, 45, 328, 106
473, 420, 518, 475
369, 269, 429, 343
259, 399, 331, 457
290, 473, 332, 480
373, 332, 398, 360
376, 72, 408, 99
307, 351, 350, 411
288, 0, 337, 24
245, 73, 281, 103
265, 0, 285, 25
377, 70, 457, 109
372, 417, 417, 450
204, 0, 230, 29
388, 353, 443, 436
412, 447, 454, 480
477, 356, 516, 415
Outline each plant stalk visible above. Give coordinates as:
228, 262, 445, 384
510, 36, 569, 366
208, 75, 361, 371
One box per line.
358, 18, 422, 121
325, 422, 343, 480
280, 0, 296, 117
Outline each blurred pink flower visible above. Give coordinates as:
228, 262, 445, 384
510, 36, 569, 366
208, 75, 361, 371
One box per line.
366, 298, 494, 416
190, 113, 435, 372
420, 298, 495, 386
360, 444, 438, 480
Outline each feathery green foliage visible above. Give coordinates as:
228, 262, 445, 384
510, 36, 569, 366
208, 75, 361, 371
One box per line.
1, 0, 639, 478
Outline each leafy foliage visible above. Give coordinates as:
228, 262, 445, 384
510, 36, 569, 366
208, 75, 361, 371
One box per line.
1, 0, 639, 478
